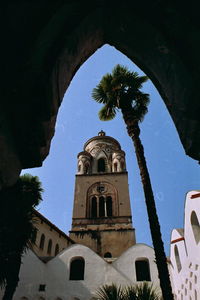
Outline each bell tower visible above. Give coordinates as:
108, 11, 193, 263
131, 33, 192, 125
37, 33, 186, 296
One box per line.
69, 131, 136, 258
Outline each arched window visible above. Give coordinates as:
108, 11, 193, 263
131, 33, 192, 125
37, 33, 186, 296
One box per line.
39, 234, 45, 250
174, 245, 182, 272
87, 182, 117, 218
191, 211, 200, 244
91, 196, 97, 218
99, 196, 105, 217
55, 244, 59, 256
106, 196, 112, 217
104, 252, 112, 258
114, 162, 118, 172
98, 158, 106, 172
84, 163, 90, 174
47, 239, 52, 255
135, 259, 151, 281
32, 228, 37, 244
69, 257, 85, 280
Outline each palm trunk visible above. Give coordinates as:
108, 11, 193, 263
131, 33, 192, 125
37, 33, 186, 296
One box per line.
122, 108, 174, 300
3, 254, 21, 300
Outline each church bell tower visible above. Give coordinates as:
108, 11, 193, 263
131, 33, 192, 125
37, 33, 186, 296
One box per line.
69, 131, 136, 258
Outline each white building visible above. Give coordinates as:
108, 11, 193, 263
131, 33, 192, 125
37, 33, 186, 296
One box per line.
170, 191, 200, 300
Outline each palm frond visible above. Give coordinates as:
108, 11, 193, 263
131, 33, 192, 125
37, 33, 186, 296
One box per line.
92, 85, 109, 104
123, 285, 137, 300
98, 105, 117, 121
91, 64, 150, 122
135, 282, 161, 300
95, 284, 124, 300
95, 283, 161, 300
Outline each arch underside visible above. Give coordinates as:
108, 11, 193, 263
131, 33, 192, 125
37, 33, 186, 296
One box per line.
1, 2, 200, 187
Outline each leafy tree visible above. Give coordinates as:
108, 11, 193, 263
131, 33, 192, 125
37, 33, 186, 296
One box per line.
92, 65, 173, 300
0, 174, 43, 300
95, 282, 162, 300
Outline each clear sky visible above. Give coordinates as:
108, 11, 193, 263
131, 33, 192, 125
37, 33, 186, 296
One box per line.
22, 45, 200, 255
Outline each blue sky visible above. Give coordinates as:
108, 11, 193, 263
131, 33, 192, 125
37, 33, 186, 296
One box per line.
22, 45, 200, 255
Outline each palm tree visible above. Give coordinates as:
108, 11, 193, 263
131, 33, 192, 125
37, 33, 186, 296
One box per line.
0, 174, 43, 300
95, 283, 162, 300
92, 65, 173, 300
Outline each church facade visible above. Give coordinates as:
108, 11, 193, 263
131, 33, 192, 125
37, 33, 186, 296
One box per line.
0, 132, 160, 300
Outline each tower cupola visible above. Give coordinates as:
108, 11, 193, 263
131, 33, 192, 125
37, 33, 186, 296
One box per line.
77, 132, 126, 174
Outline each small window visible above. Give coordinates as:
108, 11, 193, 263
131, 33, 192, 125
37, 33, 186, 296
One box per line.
106, 196, 112, 217
39, 284, 46, 291
55, 244, 59, 256
135, 259, 151, 281
85, 163, 89, 174
104, 252, 112, 258
47, 239, 52, 255
99, 196, 105, 217
121, 161, 125, 171
174, 245, 182, 272
91, 196, 97, 218
98, 158, 106, 172
114, 163, 118, 172
184, 288, 187, 296
32, 228, 37, 244
191, 211, 200, 244
39, 234, 45, 250
69, 257, 85, 280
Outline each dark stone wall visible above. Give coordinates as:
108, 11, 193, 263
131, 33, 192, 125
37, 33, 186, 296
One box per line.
1, 1, 200, 187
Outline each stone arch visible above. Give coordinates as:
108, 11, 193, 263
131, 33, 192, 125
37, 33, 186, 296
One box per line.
86, 182, 118, 217
112, 159, 120, 172
191, 211, 200, 244
95, 150, 109, 173
22, 2, 199, 176
77, 161, 84, 174
84, 161, 90, 174
1, 2, 200, 188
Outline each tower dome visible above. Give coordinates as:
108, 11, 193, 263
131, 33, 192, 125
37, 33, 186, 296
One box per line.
77, 131, 126, 174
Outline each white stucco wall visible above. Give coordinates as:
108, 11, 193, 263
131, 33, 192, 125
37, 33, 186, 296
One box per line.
113, 243, 159, 286
170, 190, 200, 300
2, 243, 160, 300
